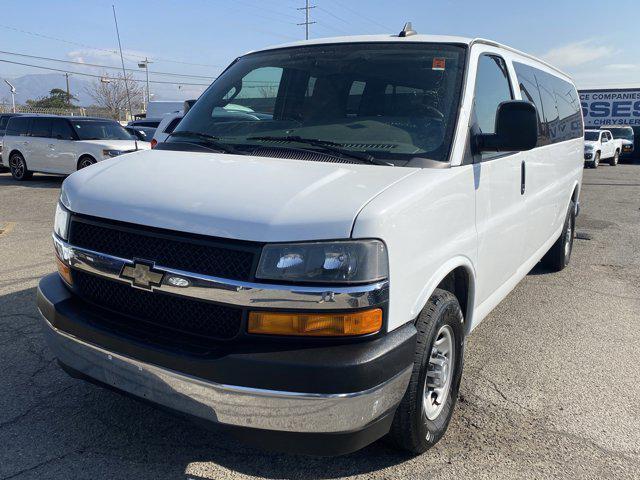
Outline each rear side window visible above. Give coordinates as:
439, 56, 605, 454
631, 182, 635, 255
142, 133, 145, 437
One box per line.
473, 55, 513, 136
0, 115, 15, 131
30, 118, 53, 138
513, 62, 583, 145
164, 117, 182, 134
51, 119, 75, 140
5, 117, 30, 136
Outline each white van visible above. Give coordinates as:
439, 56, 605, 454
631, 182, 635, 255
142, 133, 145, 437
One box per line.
3, 116, 149, 179
39, 28, 583, 456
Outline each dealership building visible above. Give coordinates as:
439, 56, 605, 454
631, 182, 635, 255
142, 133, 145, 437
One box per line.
579, 87, 640, 156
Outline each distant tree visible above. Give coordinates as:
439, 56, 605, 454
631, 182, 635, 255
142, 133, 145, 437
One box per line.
85, 73, 143, 120
26, 88, 77, 109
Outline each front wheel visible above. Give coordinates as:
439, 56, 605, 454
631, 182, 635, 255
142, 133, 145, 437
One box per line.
609, 150, 619, 166
387, 289, 465, 454
9, 152, 33, 181
592, 152, 600, 168
541, 200, 575, 272
77, 156, 97, 170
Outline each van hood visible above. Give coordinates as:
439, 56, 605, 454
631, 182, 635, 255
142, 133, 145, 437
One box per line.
62, 149, 418, 242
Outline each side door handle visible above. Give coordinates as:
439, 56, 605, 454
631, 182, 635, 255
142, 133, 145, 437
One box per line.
520, 160, 526, 195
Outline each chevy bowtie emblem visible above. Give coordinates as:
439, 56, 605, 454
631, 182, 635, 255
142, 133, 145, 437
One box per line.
120, 261, 164, 290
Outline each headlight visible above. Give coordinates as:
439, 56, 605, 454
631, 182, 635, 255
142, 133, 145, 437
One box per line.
53, 201, 70, 240
102, 149, 124, 158
256, 240, 388, 284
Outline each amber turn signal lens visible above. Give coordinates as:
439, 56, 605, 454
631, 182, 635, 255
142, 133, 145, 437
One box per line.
248, 309, 382, 336
56, 256, 73, 285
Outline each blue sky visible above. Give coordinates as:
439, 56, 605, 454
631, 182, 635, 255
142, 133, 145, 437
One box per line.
1, 0, 638, 100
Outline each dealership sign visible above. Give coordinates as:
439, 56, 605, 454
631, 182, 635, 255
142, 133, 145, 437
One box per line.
579, 88, 640, 127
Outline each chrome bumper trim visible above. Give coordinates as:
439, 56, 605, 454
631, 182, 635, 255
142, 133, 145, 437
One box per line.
53, 235, 388, 310
42, 317, 411, 433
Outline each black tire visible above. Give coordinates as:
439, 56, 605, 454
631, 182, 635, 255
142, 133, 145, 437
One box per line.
609, 150, 619, 166
541, 200, 575, 272
387, 288, 465, 454
9, 152, 33, 181
77, 156, 96, 170
592, 152, 600, 168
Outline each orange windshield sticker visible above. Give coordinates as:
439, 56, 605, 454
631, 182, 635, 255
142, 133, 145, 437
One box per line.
432, 58, 446, 71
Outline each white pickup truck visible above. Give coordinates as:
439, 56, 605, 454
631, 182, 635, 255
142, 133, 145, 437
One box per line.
584, 129, 622, 167
39, 27, 584, 456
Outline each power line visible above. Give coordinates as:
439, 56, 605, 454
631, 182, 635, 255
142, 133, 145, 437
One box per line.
316, 6, 351, 26
0, 58, 211, 86
0, 50, 217, 79
0, 23, 223, 68
323, 0, 393, 31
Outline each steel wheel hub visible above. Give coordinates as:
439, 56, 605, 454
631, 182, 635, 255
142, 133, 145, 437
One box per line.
423, 324, 455, 420
565, 221, 572, 256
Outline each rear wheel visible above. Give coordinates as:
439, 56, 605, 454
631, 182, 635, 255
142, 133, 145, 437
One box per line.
387, 289, 464, 454
609, 150, 619, 166
9, 152, 33, 181
541, 200, 575, 272
77, 156, 96, 170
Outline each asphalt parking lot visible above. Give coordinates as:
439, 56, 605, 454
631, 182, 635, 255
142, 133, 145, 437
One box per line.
0, 163, 639, 480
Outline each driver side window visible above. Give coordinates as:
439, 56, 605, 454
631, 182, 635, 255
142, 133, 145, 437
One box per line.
473, 54, 513, 136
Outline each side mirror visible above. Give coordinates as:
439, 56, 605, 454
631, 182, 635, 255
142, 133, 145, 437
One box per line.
475, 100, 538, 153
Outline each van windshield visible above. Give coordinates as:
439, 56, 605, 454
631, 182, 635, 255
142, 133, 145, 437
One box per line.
170, 43, 467, 165
71, 120, 133, 141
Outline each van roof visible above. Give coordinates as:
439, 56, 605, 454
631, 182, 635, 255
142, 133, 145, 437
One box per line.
251, 34, 571, 81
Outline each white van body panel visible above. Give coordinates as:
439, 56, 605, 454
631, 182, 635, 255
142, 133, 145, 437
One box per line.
62, 149, 418, 242
353, 40, 583, 333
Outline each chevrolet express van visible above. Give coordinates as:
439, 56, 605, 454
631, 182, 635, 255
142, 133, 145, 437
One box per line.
38, 27, 584, 455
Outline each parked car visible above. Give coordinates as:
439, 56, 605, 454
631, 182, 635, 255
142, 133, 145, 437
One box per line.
150, 112, 183, 148
125, 125, 156, 142
39, 29, 584, 456
584, 129, 622, 168
150, 105, 258, 148
127, 118, 161, 129
0, 113, 24, 170
600, 125, 634, 160
3, 115, 149, 180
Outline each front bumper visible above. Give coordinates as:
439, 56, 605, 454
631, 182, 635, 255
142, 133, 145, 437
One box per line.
584, 152, 593, 160
621, 145, 635, 157
38, 273, 415, 454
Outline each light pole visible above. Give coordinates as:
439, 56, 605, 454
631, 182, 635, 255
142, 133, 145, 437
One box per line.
4, 79, 16, 113
138, 58, 152, 110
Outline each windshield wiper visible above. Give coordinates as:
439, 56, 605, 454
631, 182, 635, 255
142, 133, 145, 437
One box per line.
247, 135, 394, 166
168, 131, 241, 155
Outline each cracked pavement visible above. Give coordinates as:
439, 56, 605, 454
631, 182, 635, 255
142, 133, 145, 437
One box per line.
0, 164, 639, 479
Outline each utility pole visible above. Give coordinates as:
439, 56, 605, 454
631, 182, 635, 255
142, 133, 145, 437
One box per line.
64, 73, 71, 107
297, 0, 316, 40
